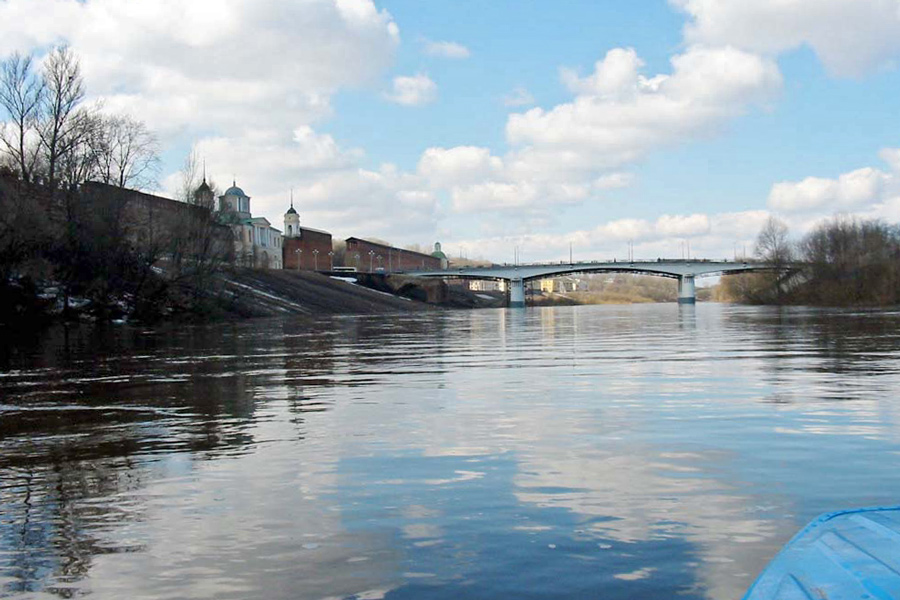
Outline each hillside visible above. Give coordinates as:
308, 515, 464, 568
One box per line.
220, 269, 437, 317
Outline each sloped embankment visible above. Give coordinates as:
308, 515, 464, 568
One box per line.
221, 269, 437, 317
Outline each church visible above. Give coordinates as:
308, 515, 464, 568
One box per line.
194, 179, 284, 269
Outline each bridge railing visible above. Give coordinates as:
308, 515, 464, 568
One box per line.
446, 258, 751, 270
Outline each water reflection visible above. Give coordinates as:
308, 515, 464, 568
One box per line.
3, 305, 900, 599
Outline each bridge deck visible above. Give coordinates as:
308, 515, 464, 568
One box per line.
405, 259, 773, 281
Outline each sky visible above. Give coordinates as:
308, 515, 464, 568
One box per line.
4, 0, 900, 264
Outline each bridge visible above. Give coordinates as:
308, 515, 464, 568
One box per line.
405, 259, 774, 306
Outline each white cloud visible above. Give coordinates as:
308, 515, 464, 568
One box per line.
560, 47, 652, 98
0, 0, 400, 134
423, 39, 470, 59
417, 146, 503, 188
672, 0, 900, 77
503, 86, 535, 107
384, 73, 438, 106
762, 148, 900, 238
769, 165, 894, 214
593, 173, 634, 190
295, 165, 439, 240
508, 46, 781, 172
449, 209, 769, 263
655, 213, 711, 237
451, 181, 540, 213
419, 45, 781, 216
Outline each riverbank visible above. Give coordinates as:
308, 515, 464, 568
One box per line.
1, 268, 505, 329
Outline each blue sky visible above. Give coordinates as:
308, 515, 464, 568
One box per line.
4, 0, 900, 262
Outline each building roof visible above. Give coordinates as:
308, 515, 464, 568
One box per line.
194, 179, 211, 195
299, 225, 330, 235
223, 181, 247, 197
286, 206, 298, 215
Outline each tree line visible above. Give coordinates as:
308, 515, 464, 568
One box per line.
718, 215, 900, 306
0, 47, 233, 326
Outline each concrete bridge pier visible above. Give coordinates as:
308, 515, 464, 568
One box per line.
677, 275, 696, 305
509, 278, 525, 308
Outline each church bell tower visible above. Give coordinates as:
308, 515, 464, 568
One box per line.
284, 191, 300, 238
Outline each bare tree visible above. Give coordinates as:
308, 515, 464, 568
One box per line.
176, 148, 202, 204
38, 46, 89, 189
165, 149, 233, 296
96, 115, 160, 189
755, 216, 793, 267
800, 216, 900, 305
0, 52, 44, 180
59, 109, 105, 186
755, 216, 793, 302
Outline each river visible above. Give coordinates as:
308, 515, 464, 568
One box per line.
3, 304, 900, 599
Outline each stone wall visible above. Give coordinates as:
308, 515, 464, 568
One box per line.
283, 228, 333, 270
345, 237, 442, 272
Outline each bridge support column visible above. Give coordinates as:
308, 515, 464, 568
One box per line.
677, 275, 696, 305
509, 278, 525, 308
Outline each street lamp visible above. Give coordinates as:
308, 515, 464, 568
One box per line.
354, 253, 360, 269
328, 251, 334, 270
312, 248, 319, 271
368, 249, 375, 272
294, 248, 302, 271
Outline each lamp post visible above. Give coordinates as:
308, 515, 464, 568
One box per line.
354, 253, 360, 269
368, 249, 375, 272
312, 248, 319, 271
376, 255, 382, 271
294, 248, 302, 271
328, 251, 334, 270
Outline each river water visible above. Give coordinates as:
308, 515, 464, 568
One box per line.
3, 304, 900, 599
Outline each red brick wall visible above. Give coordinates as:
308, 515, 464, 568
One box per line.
283, 228, 333, 270
345, 238, 442, 272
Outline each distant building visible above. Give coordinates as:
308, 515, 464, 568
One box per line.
282, 198, 333, 270
195, 179, 283, 269
469, 280, 507, 292
430, 242, 449, 269
345, 237, 443, 272
540, 276, 587, 293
